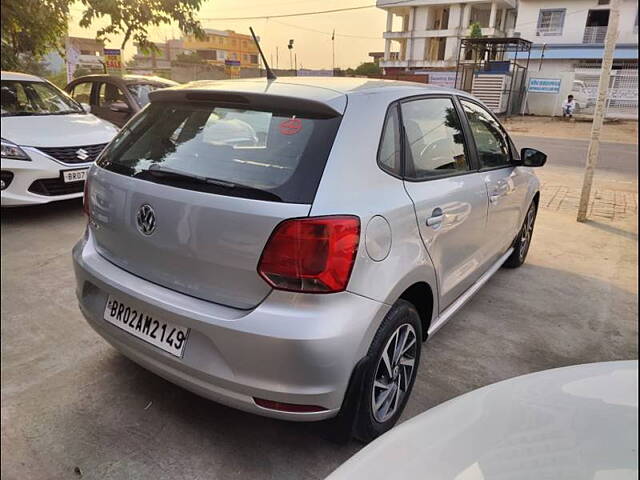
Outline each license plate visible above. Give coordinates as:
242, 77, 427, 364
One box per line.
103, 296, 190, 358
63, 169, 88, 183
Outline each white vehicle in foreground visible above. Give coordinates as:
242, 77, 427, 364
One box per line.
327, 361, 638, 480
1, 71, 118, 206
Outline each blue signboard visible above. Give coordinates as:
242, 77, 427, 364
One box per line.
528, 78, 562, 94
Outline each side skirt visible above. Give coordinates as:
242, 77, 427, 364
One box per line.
427, 248, 514, 338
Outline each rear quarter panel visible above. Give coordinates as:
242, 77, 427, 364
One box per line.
310, 91, 439, 322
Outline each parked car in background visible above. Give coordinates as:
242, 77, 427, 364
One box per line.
74, 77, 546, 441
65, 74, 178, 128
1, 71, 118, 207
326, 361, 639, 480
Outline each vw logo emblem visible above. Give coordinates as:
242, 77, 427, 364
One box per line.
136, 204, 156, 236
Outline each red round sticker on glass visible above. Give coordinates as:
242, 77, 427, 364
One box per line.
280, 118, 302, 135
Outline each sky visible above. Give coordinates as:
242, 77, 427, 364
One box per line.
67, 0, 391, 69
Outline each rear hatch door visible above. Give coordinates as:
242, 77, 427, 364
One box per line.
88, 88, 343, 309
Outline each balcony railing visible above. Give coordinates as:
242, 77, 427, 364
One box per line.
583, 26, 608, 43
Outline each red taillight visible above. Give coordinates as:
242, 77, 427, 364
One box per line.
83, 178, 90, 217
254, 398, 327, 413
257, 216, 360, 293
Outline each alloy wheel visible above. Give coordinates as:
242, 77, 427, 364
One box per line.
371, 323, 418, 423
519, 206, 536, 261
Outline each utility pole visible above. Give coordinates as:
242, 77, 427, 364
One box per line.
332, 29, 335, 72
294, 53, 297, 72
276, 47, 279, 69
577, 0, 620, 222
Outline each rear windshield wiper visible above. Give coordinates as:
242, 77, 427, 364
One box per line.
143, 164, 282, 201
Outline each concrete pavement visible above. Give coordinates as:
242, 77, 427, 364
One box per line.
1, 138, 637, 480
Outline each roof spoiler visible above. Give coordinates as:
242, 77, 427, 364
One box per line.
148, 88, 342, 119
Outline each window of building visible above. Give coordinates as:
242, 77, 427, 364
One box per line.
536, 9, 566, 36
401, 98, 469, 180
250, 55, 259, 64
597, 0, 610, 5
197, 49, 217, 60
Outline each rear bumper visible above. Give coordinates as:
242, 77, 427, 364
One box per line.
72, 230, 389, 421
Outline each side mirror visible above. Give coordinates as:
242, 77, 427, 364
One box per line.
520, 148, 547, 167
80, 102, 91, 113
109, 101, 131, 113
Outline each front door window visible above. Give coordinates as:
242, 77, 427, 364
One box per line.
460, 100, 511, 169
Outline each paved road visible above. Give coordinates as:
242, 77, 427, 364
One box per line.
1, 138, 638, 480
513, 136, 638, 176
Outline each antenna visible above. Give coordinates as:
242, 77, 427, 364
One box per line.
249, 27, 276, 81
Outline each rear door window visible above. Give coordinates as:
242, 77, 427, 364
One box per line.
98, 102, 342, 204
401, 97, 470, 180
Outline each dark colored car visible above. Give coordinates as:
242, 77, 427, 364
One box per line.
65, 75, 178, 128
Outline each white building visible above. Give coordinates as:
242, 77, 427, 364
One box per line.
515, 0, 638, 117
515, 0, 638, 71
378, 0, 518, 71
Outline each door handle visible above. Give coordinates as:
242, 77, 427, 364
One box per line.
426, 208, 444, 227
489, 194, 501, 204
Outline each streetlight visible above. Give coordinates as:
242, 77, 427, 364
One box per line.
287, 39, 294, 71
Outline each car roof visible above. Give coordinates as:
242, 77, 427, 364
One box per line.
1, 71, 46, 82
176, 76, 466, 99
153, 77, 473, 115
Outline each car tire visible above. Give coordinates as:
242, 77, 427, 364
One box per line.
503, 201, 537, 269
353, 299, 422, 443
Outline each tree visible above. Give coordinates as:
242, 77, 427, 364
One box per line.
78, 0, 205, 51
1, 0, 69, 70
354, 62, 381, 76
468, 22, 483, 38
1, 0, 205, 71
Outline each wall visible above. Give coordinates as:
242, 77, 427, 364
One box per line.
522, 61, 575, 115
516, 0, 639, 45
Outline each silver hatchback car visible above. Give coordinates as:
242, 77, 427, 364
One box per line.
73, 77, 546, 441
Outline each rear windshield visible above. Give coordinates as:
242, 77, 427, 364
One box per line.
97, 102, 341, 203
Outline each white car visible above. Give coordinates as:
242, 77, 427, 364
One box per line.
1, 71, 118, 206
327, 361, 638, 480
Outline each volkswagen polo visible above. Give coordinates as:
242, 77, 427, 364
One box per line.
72, 77, 546, 441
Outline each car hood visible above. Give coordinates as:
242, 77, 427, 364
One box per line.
1, 113, 118, 147
326, 361, 638, 480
